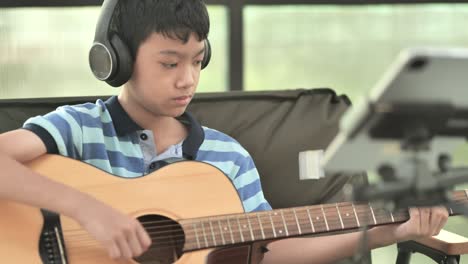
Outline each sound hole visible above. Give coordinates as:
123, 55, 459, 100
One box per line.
134, 214, 185, 264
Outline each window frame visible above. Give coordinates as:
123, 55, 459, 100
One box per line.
2, 0, 468, 90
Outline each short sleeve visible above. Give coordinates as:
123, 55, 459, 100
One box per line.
22, 106, 83, 159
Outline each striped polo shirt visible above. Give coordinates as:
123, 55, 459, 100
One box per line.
23, 96, 271, 212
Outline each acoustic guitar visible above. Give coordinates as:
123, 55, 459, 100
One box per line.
0, 155, 463, 263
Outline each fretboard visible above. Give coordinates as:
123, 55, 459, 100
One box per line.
181, 189, 467, 251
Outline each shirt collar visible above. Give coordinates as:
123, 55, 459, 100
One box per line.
104, 96, 204, 159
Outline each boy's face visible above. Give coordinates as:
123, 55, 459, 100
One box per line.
126, 32, 205, 118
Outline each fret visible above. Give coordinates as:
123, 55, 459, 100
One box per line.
354, 204, 375, 226
193, 222, 201, 249
236, 216, 245, 243
258, 211, 276, 239
280, 210, 289, 236
269, 210, 291, 237
218, 217, 234, 244
321, 205, 330, 231
226, 217, 235, 244
217, 219, 226, 245
309, 206, 327, 232
246, 215, 255, 241
247, 213, 264, 240
336, 203, 358, 229
368, 203, 377, 225
200, 221, 209, 247
352, 203, 361, 227
268, 212, 278, 238
256, 213, 266, 240
391, 208, 411, 223
279, 208, 306, 235
293, 208, 302, 235
336, 203, 344, 229
306, 207, 316, 233
322, 204, 343, 231
208, 218, 217, 246
238, 215, 253, 242
372, 206, 393, 225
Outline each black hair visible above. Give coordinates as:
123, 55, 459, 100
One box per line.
112, 0, 210, 58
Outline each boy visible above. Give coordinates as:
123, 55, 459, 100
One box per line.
0, 0, 448, 263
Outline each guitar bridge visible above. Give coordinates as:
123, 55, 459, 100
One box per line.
39, 209, 68, 264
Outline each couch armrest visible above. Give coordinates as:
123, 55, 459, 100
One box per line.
415, 229, 468, 256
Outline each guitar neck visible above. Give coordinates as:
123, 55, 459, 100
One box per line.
181, 190, 467, 251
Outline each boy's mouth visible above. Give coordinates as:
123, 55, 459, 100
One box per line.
173, 95, 192, 106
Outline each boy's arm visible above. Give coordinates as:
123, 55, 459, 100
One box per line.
0, 129, 151, 260
261, 207, 448, 264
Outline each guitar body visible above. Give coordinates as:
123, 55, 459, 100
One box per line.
0, 155, 252, 264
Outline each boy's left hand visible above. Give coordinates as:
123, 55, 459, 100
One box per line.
375, 206, 449, 246
394, 207, 449, 240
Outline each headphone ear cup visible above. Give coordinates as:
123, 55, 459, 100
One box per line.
106, 34, 134, 87
201, 39, 211, 70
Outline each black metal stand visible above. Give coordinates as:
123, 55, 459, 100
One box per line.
354, 114, 468, 210
396, 241, 460, 264
350, 103, 468, 264
366, 127, 468, 264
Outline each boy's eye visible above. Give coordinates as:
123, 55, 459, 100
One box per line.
194, 60, 202, 66
162, 63, 177, 69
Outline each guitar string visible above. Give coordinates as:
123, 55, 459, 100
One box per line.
61, 204, 415, 235
62, 205, 447, 240
64, 199, 455, 237
63, 206, 459, 256
67, 213, 393, 244
64, 211, 399, 260
62, 197, 464, 236
66, 216, 401, 256
64, 211, 410, 252
58, 200, 463, 255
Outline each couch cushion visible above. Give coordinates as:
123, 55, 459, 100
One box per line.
0, 88, 366, 209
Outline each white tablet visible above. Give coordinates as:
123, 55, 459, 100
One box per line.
321, 47, 468, 174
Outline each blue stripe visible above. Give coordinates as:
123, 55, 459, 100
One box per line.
64, 108, 118, 138
61, 107, 82, 128
83, 159, 143, 177
203, 128, 237, 142
198, 151, 255, 170
79, 103, 98, 110
47, 114, 79, 158
251, 202, 272, 212
82, 127, 138, 151
242, 191, 270, 212
237, 178, 264, 201
233, 168, 262, 189
24, 116, 69, 156
72, 104, 103, 117
81, 143, 109, 160
198, 140, 249, 157
201, 159, 256, 182
202, 161, 240, 180
56, 108, 84, 156
81, 144, 143, 173
107, 150, 144, 173
80, 119, 117, 138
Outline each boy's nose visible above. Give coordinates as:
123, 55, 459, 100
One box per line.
175, 66, 196, 89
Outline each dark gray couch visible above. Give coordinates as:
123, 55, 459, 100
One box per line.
0, 88, 369, 263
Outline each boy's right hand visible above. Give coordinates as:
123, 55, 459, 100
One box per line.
73, 197, 152, 260
0, 130, 151, 260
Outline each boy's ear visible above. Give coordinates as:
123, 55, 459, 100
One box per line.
201, 39, 211, 70
105, 34, 134, 87
89, 0, 134, 87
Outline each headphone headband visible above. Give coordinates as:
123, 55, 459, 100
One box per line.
89, 0, 211, 87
